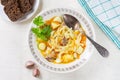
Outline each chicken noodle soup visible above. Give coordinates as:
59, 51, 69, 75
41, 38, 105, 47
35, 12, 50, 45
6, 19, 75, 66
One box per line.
32, 16, 86, 64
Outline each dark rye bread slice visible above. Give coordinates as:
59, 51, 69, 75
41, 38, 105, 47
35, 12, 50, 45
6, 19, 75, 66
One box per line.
1, 0, 17, 5
4, 1, 24, 21
18, 0, 32, 13
29, 0, 35, 6
1, 0, 8, 5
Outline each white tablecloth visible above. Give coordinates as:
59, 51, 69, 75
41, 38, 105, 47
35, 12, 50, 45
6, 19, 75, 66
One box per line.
0, 0, 120, 80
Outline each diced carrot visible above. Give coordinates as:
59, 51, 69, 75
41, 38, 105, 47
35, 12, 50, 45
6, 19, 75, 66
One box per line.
45, 17, 55, 25
80, 35, 86, 43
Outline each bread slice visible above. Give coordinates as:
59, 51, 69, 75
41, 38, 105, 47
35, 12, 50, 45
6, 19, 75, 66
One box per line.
1, 0, 8, 5
18, 0, 32, 13
2, 0, 34, 22
4, 1, 24, 21
29, 0, 34, 6
1, 0, 17, 5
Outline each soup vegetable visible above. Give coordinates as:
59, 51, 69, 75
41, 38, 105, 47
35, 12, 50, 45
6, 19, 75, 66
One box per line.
32, 16, 86, 64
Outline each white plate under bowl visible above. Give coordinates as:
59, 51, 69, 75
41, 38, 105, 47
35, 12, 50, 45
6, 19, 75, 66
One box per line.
0, 0, 40, 23
28, 8, 95, 73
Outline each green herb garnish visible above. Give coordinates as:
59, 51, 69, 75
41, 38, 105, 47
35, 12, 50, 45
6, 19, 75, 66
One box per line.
32, 16, 52, 41
33, 16, 44, 26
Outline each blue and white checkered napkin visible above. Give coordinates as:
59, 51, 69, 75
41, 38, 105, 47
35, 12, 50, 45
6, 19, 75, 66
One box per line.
78, 0, 120, 49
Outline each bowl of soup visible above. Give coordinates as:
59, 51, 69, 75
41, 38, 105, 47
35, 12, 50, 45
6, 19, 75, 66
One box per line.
28, 8, 95, 73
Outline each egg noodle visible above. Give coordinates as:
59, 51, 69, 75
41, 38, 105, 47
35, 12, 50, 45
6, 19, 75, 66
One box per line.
36, 16, 86, 64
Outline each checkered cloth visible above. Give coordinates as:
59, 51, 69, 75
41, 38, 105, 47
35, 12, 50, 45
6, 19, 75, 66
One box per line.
78, 0, 120, 49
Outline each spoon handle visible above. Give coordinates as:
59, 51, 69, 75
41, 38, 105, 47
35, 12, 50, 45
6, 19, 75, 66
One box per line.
86, 35, 109, 57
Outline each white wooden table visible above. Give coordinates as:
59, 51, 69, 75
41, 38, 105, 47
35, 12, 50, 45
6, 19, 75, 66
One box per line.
0, 0, 120, 80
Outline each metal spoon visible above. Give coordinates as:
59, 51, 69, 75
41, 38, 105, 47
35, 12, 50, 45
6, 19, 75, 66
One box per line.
63, 14, 109, 57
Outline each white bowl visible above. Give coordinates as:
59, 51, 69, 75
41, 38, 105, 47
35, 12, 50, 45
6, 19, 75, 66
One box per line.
28, 8, 95, 73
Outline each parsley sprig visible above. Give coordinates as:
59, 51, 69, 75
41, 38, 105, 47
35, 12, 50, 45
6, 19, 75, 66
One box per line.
33, 16, 44, 26
32, 16, 52, 41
